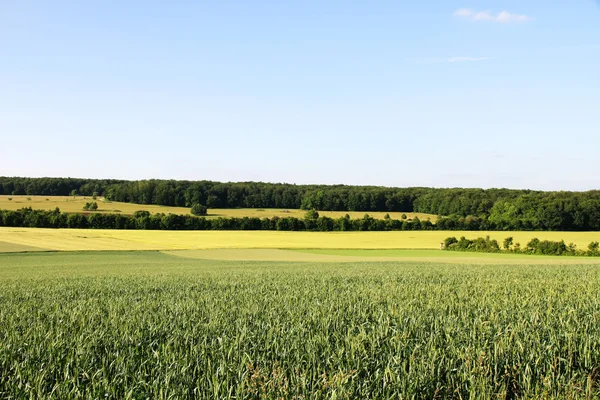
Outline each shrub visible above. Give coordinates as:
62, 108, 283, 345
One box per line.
83, 202, 98, 211
133, 210, 151, 218
444, 237, 458, 249
588, 242, 600, 256
191, 204, 207, 216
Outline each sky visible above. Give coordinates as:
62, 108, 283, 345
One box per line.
1, 1, 599, 190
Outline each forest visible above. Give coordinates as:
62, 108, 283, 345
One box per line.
1, 176, 600, 231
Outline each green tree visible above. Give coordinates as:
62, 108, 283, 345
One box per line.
503, 237, 514, 251
191, 203, 207, 216
83, 202, 98, 211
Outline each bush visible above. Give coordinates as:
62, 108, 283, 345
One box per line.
444, 237, 458, 249
191, 204, 207, 216
588, 241, 600, 256
83, 202, 98, 211
133, 210, 151, 218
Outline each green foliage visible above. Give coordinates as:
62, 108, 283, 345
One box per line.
92, 191, 98, 200
401, 213, 407, 220
445, 236, 600, 257
588, 241, 600, 256
82, 201, 98, 211
446, 236, 500, 253
7, 198, 11, 201
444, 236, 458, 249
133, 210, 150, 218
190, 203, 207, 216
3, 176, 600, 231
304, 209, 319, 220
1, 252, 600, 398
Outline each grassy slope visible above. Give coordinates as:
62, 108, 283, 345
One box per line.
0, 195, 436, 221
1, 227, 600, 252
1, 251, 599, 398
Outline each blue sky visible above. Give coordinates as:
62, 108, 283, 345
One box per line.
1, 1, 598, 190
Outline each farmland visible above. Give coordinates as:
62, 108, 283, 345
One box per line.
1, 251, 600, 398
0, 195, 436, 221
2, 227, 600, 252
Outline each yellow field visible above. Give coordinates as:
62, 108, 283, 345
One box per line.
207, 208, 437, 221
0, 195, 436, 221
0, 195, 192, 215
1, 227, 599, 253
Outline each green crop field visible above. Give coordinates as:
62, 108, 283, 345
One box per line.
1, 251, 600, 398
0, 195, 437, 221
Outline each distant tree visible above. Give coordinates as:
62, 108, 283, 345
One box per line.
443, 237, 458, 249
588, 241, 599, 256
7, 197, 12, 201
70, 189, 78, 197
83, 202, 98, 211
304, 209, 319, 230
133, 210, 151, 218
401, 214, 407, 220
92, 192, 99, 200
191, 203, 207, 216
304, 209, 319, 221
503, 237, 514, 251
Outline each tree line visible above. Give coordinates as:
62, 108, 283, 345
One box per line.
443, 236, 600, 257
0, 208, 439, 231
2, 177, 600, 231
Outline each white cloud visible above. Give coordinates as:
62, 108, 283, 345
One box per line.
454, 8, 474, 18
448, 57, 490, 63
454, 8, 530, 23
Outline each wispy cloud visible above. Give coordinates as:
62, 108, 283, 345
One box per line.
454, 8, 530, 23
448, 56, 490, 63
407, 57, 491, 65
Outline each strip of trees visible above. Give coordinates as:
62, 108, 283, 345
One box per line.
444, 236, 600, 257
0, 208, 438, 231
2, 177, 600, 231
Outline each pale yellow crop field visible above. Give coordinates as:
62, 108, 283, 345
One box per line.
0, 195, 191, 215
0, 195, 437, 221
1, 227, 599, 253
208, 208, 437, 221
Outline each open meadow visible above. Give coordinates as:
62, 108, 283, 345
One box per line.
0, 195, 436, 221
1, 250, 600, 398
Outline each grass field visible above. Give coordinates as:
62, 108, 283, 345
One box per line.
1, 227, 600, 253
1, 251, 600, 398
0, 195, 436, 221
